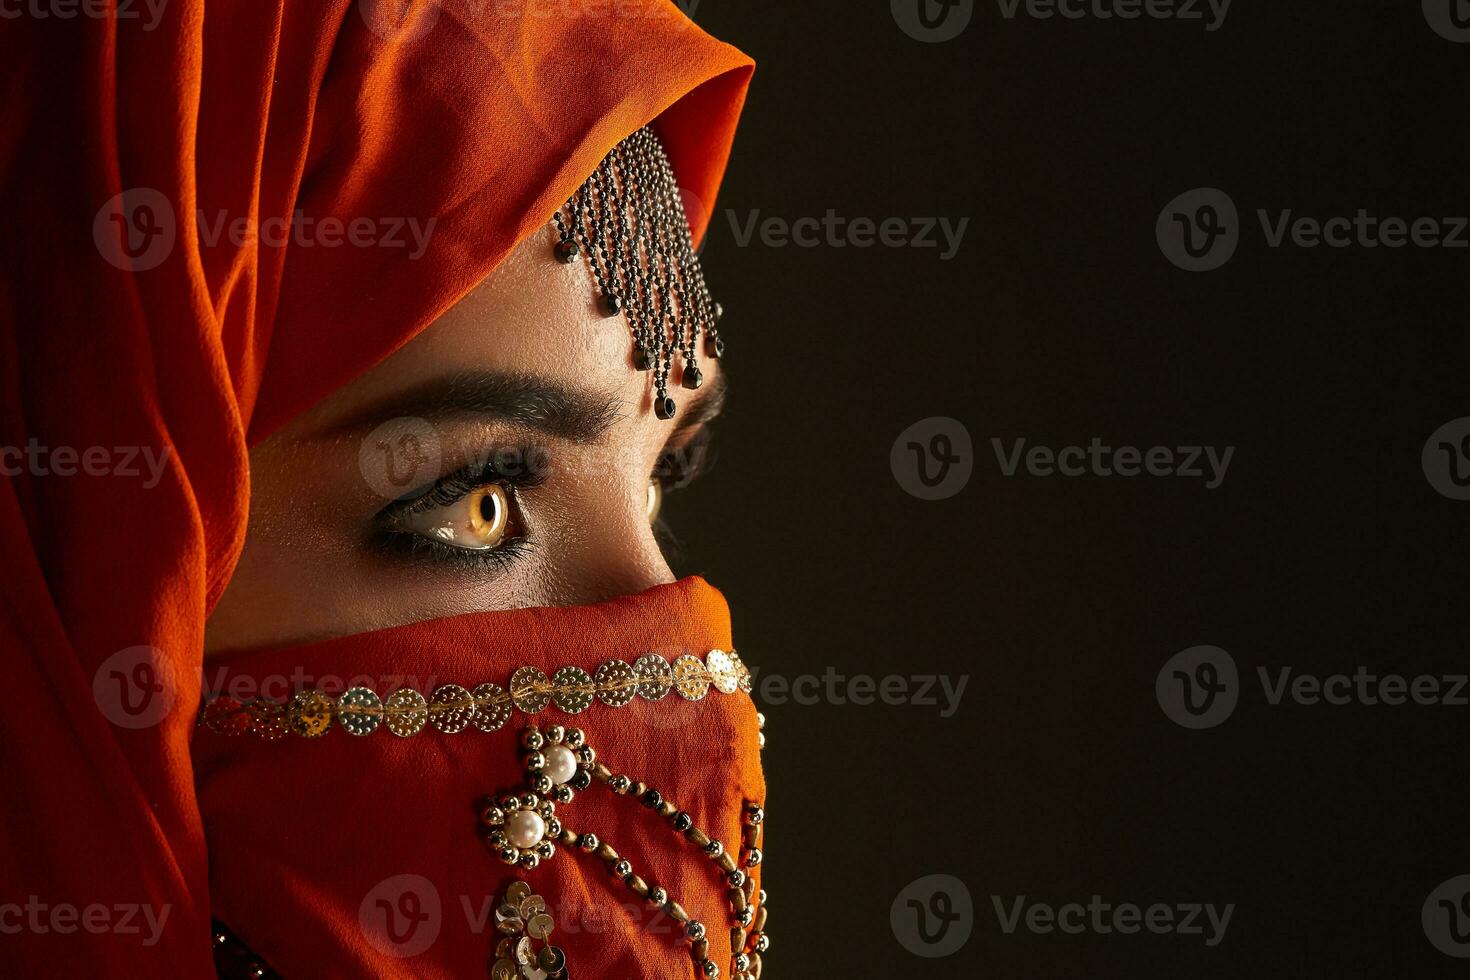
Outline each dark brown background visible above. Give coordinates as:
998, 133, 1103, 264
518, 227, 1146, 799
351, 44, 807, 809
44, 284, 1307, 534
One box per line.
669, 2, 1470, 976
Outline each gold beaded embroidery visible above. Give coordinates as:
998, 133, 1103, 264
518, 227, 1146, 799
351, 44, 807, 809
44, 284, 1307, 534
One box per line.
199, 650, 751, 739
477, 719, 769, 980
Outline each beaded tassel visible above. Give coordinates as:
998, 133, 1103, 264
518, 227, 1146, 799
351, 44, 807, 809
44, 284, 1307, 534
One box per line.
552, 126, 725, 422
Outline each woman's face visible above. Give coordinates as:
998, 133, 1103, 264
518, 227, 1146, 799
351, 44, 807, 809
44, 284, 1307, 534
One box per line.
204, 225, 724, 655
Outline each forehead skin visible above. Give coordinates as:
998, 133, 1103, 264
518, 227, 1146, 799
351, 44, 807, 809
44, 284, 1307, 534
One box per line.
204, 224, 723, 654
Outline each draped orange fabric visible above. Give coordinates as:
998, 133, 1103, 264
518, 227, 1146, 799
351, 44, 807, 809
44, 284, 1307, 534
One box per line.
0, 2, 752, 974
194, 576, 764, 977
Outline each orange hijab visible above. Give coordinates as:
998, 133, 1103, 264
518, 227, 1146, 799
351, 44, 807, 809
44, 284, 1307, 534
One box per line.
0, 2, 752, 974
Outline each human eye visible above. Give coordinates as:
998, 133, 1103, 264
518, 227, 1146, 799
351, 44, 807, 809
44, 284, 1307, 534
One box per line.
372, 452, 542, 570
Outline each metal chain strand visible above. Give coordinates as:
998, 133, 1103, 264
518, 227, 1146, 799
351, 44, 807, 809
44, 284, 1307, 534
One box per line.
554, 126, 724, 421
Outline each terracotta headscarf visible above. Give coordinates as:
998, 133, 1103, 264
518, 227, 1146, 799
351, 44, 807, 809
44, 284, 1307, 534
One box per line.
0, 1, 754, 975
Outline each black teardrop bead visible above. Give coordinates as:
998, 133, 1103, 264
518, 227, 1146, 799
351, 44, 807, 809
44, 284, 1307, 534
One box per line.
633, 346, 652, 371
554, 239, 579, 263
604, 293, 622, 316
654, 396, 676, 420
681, 364, 703, 390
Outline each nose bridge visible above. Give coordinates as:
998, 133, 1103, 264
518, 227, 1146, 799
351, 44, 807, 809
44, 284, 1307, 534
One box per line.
545, 481, 674, 606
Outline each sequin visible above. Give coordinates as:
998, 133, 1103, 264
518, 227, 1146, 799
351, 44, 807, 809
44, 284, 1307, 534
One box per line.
540, 946, 566, 973
428, 683, 475, 733
672, 654, 711, 701
594, 658, 637, 707
633, 653, 673, 701
706, 649, 740, 695
286, 689, 333, 738
510, 666, 551, 713
383, 687, 428, 737
246, 698, 289, 741
337, 687, 383, 736
471, 682, 512, 732
527, 912, 555, 940
550, 666, 593, 714
728, 649, 752, 693
202, 696, 252, 736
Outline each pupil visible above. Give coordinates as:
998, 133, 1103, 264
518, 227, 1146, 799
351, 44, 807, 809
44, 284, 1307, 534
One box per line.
479, 492, 498, 523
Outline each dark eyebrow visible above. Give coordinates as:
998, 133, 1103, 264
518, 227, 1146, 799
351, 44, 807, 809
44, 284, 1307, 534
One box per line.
322, 369, 727, 443
324, 371, 624, 443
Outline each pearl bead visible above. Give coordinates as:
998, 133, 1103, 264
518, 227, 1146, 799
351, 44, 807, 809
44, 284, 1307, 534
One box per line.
543, 744, 578, 785
506, 810, 546, 849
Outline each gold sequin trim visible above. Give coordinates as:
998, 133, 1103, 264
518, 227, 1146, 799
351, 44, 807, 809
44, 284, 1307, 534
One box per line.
672, 653, 711, 701
383, 688, 428, 737
199, 649, 751, 739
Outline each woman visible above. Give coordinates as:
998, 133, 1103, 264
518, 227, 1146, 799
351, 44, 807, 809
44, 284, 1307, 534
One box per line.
0, 2, 763, 977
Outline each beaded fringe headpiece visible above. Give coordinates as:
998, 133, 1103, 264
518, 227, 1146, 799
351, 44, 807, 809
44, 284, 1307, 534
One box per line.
552, 126, 725, 421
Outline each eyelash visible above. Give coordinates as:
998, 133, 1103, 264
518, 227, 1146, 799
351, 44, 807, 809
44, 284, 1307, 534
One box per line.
370, 450, 542, 569
370, 436, 711, 570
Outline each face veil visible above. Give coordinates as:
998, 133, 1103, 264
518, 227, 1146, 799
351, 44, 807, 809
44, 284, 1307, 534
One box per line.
0, 2, 754, 976
195, 576, 768, 979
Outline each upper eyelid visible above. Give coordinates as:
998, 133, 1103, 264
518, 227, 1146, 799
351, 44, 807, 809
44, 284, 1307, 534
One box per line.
375, 454, 539, 521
